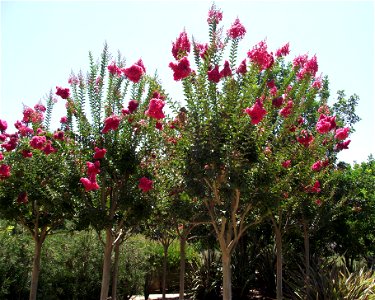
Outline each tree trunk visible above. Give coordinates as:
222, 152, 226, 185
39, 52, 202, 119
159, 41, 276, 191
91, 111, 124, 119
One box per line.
222, 251, 232, 300
162, 243, 168, 300
100, 228, 114, 300
302, 219, 310, 298
275, 226, 283, 300
111, 240, 121, 300
179, 236, 186, 300
29, 236, 44, 300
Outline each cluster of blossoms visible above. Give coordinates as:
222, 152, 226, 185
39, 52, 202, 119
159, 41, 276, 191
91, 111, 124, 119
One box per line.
107, 59, 146, 83
247, 40, 274, 70
293, 54, 319, 80
311, 158, 329, 172
227, 18, 246, 40
80, 161, 101, 192
244, 98, 267, 125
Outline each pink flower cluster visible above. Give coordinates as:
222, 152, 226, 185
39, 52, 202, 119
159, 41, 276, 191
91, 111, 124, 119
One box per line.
102, 115, 121, 134
275, 43, 290, 57
172, 31, 191, 60
22, 106, 44, 124
122, 99, 139, 115
207, 5, 223, 24
316, 114, 336, 134
0, 164, 11, 179
227, 18, 246, 40
56, 86, 70, 99
236, 59, 247, 74
280, 100, 294, 118
93, 147, 107, 160
306, 180, 321, 193
145, 98, 165, 120
0, 120, 7, 132
294, 54, 319, 80
335, 127, 350, 140
281, 160, 292, 168
29, 135, 56, 155
247, 40, 274, 70
80, 161, 100, 192
297, 130, 314, 147
138, 176, 153, 192
311, 159, 329, 172
108, 60, 146, 83
244, 99, 267, 125
169, 56, 192, 81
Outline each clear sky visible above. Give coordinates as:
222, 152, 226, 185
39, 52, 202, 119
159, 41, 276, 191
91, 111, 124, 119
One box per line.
1, 0, 374, 164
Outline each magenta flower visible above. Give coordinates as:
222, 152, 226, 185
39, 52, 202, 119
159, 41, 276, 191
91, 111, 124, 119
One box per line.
30, 136, 47, 150
127, 99, 139, 114
280, 100, 294, 118
60, 116, 68, 124
227, 18, 246, 39
107, 62, 122, 76
244, 99, 267, 125
136, 59, 146, 73
56, 86, 70, 99
282, 160, 292, 168
247, 40, 274, 70
80, 178, 100, 192
316, 114, 336, 134
22, 150, 33, 158
172, 31, 191, 60
220, 61, 232, 78
0, 119, 8, 132
93, 147, 107, 159
297, 55, 319, 80
311, 160, 323, 172
122, 63, 144, 83
34, 103, 46, 112
145, 98, 165, 120
308, 181, 321, 193
207, 65, 222, 83
275, 43, 290, 57
195, 43, 209, 59
138, 176, 153, 192
236, 59, 247, 74
1, 135, 18, 151
53, 131, 65, 141
43, 141, 56, 155
293, 54, 308, 68
0, 153, 3, 160
335, 139, 351, 151
297, 130, 314, 147
335, 127, 350, 140
169, 57, 192, 81
272, 96, 284, 108
102, 115, 121, 134
207, 5, 223, 24
0, 164, 11, 179
155, 121, 163, 131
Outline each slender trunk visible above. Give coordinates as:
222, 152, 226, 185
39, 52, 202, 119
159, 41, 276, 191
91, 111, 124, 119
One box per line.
29, 236, 43, 300
162, 243, 168, 300
179, 236, 186, 300
111, 240, 121, 300
100, 228, 114, 300
302, 219, 310, 298
275, 226, 283, 300
222, 251, 232, 300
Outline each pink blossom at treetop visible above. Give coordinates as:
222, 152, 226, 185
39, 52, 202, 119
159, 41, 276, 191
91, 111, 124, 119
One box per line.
220, 61, 232, 77
0, 164, 11, 179
145, 98, 165, 120
122, 62, 144, 83
310, 180, 321, 193
312, 75, 323, 89
22, 107, 43, 124
227, 18, 246, 39
102, 115, 121, 134
247, 40, 274, 70
34, 103, 46, 112
56, 86, 70, 99
53, 131, 64, 141
316, 114, 336, 134
43, 140, 56, 155
1, 135, 18, 151
297, 130, 314, 147
60, 116, 68, 124
0, 120, 8, 132
207, 4, 223, 24
195, 43, 209, 59
297, 55, 319, 80
93, 147, 107, 160
169, 56, 192, 81
138, 176, 153, 192
244, 99, 267, 125
275, 43, 290, 57
293, 54, 308, 68
335, 127, 350, 140
136, 59, 146, 73
236, 59, 247, 74
107, 62, 122, 76
30, 135, 47, 150
172, 30, 191, 60
207, 65, 222, 83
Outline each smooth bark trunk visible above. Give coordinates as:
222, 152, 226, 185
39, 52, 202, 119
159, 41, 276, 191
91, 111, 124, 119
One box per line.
162, 244, 168, 300
179, 237, 186, 300
275, 226, 283, 300
100, 228, 114, 300
29, 237, 43, 300
222, 251, 232, 300
111, 241, 121, 300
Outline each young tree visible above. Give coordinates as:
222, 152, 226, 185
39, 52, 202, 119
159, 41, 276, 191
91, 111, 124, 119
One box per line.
61, 44, 166, 300
0, 96, 81, 300
167, 5, 356, 299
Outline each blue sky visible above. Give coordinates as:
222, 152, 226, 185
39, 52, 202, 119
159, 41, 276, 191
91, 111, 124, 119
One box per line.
1, 0, 374, 164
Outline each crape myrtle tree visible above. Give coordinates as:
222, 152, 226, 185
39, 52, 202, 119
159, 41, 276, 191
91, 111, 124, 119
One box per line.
167, 5, 356, 300
59, 44, 167, 300
0, 96, 81, 300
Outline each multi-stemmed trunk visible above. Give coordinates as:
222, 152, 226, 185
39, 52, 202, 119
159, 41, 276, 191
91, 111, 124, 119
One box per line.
274, 225, 283, 300
111, 240, 121, 300
302, 219, 310, 297
221, 250, 232, 300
